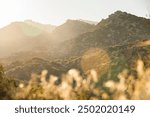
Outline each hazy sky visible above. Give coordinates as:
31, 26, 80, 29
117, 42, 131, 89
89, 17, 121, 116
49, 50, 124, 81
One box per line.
0, 0, 149, 28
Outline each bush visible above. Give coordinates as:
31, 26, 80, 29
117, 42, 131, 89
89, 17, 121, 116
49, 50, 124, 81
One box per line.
0, 65, 18, 99
13, 60, 150, 100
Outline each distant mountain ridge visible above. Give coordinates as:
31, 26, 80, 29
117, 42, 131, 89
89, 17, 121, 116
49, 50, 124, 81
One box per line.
0, 19, 94, 58
51, 19, 95, 42
0, 21, 55, 57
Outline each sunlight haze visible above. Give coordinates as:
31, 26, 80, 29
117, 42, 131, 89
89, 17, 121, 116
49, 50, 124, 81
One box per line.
0, 0, 149, 28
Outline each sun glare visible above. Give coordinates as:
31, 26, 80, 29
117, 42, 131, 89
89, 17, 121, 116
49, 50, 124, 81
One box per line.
0, 0, 148, 28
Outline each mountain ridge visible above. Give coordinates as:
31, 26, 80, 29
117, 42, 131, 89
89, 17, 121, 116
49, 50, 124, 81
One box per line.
58, 11, 150, 57
1, 11, 150, 81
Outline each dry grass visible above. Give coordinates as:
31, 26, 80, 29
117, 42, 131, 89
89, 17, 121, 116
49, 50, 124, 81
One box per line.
13, 59, 150, 100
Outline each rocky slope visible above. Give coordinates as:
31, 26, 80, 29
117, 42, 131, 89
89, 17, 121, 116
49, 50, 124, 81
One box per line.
59, 11, 150, 57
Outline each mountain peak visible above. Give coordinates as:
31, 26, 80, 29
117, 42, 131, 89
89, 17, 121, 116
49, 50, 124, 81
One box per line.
108, 10, 147, 21
97, 10, 149, 28
51, 19, 95, 42
112, 10, 128, 16
108, 11, 132, 20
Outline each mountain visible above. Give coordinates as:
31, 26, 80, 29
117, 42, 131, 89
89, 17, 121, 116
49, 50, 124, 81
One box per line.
51, 20, 95, 42
0, 20, 95, 60
2, 11, 150, 81
59, 11, 150, 56
0, 21, 56, 58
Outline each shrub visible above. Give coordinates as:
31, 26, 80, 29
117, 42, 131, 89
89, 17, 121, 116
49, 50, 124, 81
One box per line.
14, 60, 150, 100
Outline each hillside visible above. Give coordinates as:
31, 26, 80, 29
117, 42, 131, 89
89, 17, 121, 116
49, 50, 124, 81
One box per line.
0, 20, 95, 62
51, 20, 95, 42
4, 39, 150, 82
59, 11, 150, 57
4, 57, 82, 80
1, 11, 150, 82
0, 21, 55, 58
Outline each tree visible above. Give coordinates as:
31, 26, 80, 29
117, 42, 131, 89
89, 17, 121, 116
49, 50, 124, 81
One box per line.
0, 65, 4, 79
